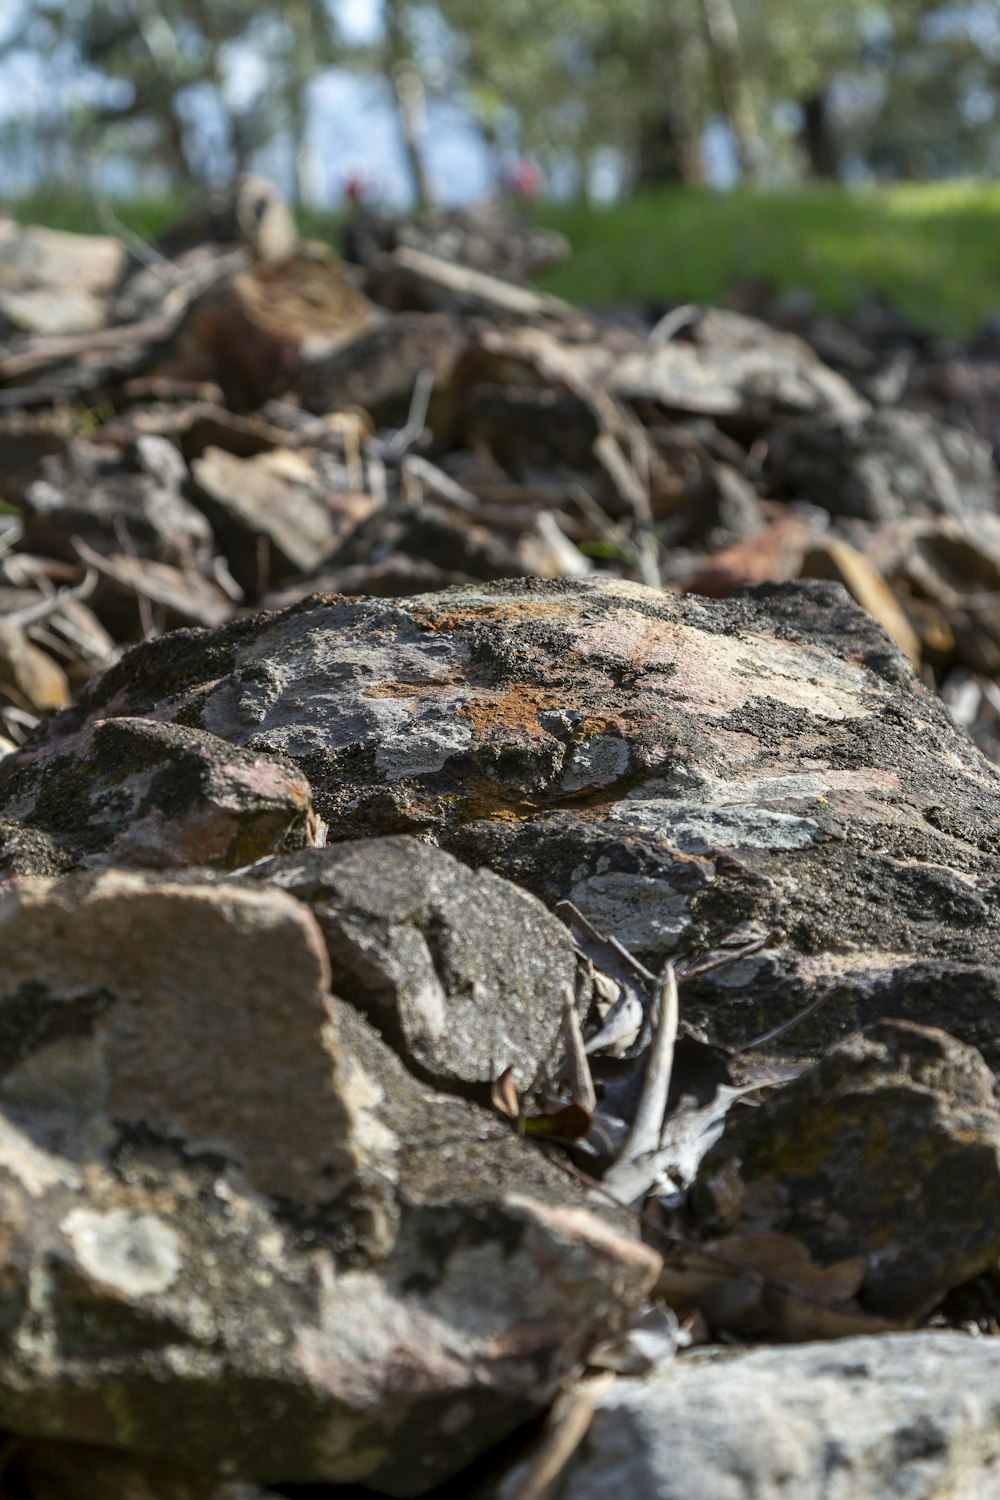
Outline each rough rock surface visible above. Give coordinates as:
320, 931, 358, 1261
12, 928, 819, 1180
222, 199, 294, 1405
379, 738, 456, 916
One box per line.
22, 436, 214, 570
243, 837, 576, 1093
23, 574, 1000, 1068
0, 715, 321, 874
765, 407, 1000, 521
0, 871, 658, 1495
611, 307, 871, 425
693, 1020, 1000, 1318
550, 1333, 1000, 1500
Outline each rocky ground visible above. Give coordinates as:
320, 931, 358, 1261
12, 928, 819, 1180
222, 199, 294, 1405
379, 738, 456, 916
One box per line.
1, 179, 1000, 1497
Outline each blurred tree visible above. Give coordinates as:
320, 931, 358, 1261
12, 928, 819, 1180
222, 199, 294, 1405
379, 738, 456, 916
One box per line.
433, 0, 714, 191
32, 0, 340, 195
864, 1, 1000, 178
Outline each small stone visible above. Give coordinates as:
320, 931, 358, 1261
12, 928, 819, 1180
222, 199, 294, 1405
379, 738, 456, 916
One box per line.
693, 1020, 1000, 1318
242, 837, 577, 1092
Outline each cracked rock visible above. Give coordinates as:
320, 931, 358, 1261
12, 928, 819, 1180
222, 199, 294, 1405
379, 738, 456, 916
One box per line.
0, 871, 658, 1494
693, 1020, 1000, 1318
36, 574, 1000, 1068
550, 1332, 1000, 1500
241, 836, 576, 1093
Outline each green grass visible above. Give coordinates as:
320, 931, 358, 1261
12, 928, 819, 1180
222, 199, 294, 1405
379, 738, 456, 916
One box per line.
533, 181, 1000, 334
0, 186, 195, 242
5, 180, 1000, 335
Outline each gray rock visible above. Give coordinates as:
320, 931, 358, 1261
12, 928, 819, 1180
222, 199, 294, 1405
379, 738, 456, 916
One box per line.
0, 872, 658, 1494
21, 437, 214, 570
0, 716, 322, 875
45, 575, 1000, 1068
612, 307, 871, 426
551, 1332, 1000, 1500
190, 445, 346, 597
241, 837, 576, 1093
693, 1021, 1000, 1318
0, 219, 124, 336
322, 501, 537, 586
395, 199, 569, 282
296, 310, 468, 424
765, 407, 1000, 521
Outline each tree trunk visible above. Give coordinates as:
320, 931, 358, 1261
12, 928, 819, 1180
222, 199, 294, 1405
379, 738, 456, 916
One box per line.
384, 0, 433, 209
800, 90, 842, 180
634, 10, 704, 190
635, 111, 703, 189
700, 0, 763, 180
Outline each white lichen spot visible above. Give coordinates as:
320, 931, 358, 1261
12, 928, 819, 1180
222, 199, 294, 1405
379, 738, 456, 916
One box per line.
61, 1207, 182, 1296
374, 709, 473, 781
610, 767, 828, 852
562, 735, 630, 792
568, 873, 698, 954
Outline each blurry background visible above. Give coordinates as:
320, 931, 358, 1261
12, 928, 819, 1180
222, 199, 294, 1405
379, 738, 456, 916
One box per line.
3, 0, 1000, 328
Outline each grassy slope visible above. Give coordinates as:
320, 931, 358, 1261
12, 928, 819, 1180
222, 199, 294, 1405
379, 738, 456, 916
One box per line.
5, 180, 1000, 335
533, 181, 1000, 334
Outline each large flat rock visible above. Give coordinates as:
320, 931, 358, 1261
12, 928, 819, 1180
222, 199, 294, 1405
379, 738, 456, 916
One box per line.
0, 872, 657, 1494
13, 575, 1000, 1064
550, 1332, 1000, 1500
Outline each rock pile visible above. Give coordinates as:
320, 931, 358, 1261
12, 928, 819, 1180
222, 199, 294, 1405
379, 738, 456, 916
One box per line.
1, 184, 1000, 1498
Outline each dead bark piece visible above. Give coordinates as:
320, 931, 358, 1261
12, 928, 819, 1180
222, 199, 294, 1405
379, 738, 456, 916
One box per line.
368, 244, 573, 319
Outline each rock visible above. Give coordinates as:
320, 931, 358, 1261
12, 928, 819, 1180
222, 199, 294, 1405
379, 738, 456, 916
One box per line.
549, 1332, 1000, 1500
682, 461, 767, 546
0, 872, 659, 1494
0, 872, 358, 1202
190, 445, 365, 597
0, 219, 124, 335
0, 818, 75, 881
693, 1020, 1000, 1318
0, 411, 72, 504
296, 310, 468, 425
0, 716, 322, 873
765, 408, 1000, 521
395, 199, 569, 282
682, 513, 815, 597
240, 836, 576, 1094
799, 536, 922, 666
49, 573, 1000, 1064
319, 502, 538, 587
161, 244, 373, 408
611, 307, 870, 427
20, 436, 214, 570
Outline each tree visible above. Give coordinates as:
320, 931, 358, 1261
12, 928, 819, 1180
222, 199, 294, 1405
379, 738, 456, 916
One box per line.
33, 0, 340, 194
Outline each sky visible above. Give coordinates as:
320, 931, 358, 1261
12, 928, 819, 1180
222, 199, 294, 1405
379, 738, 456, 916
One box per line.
0, 0, 499, 206
0, 0, 737, 205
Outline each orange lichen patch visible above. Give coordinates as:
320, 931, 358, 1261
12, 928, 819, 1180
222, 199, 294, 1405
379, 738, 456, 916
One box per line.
362, 680, 441, 701
458, 683, 564, 739
446, 773, 539, 824
572, 713, 632, 739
